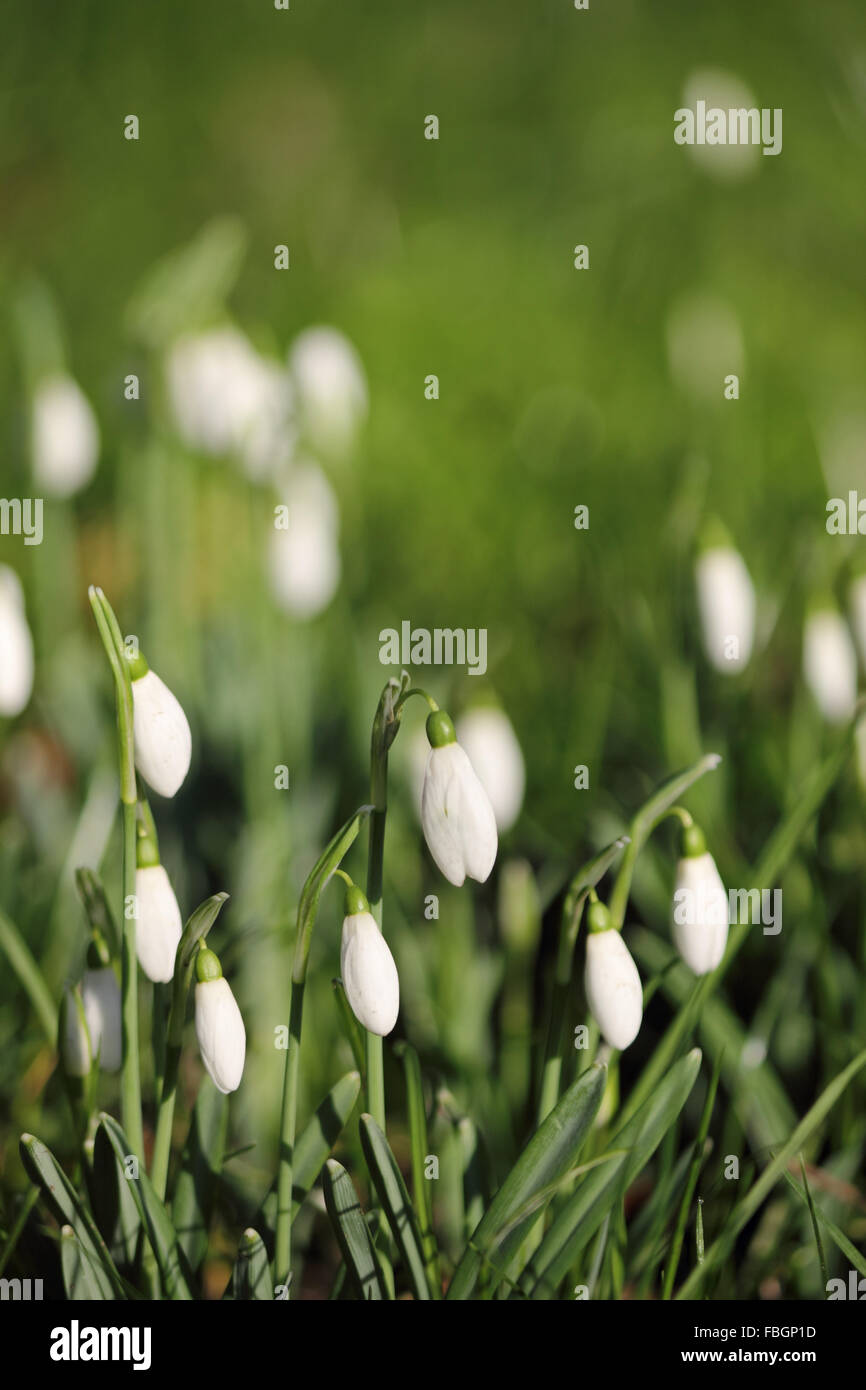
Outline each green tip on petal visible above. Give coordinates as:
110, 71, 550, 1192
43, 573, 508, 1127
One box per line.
125, 648, 149, 681
586, 899, 615, 934
344, 883, 369, 916
426, 708, 456, 748
196, 946, 223, 983
679, 822, 707, 858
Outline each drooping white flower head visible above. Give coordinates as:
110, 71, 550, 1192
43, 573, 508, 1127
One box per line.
129, 655, 192, 798
60, 984, 92, 1078
420, 710, 498, 887
455, 707, 525, 833
135, 862, 183, 983
803, 603, 857, 724
340, 885, 400, 1037
194, 948, 246, 1094
671, 824, 729, 975
848, 574, 866, 673
695, 530, 755, 674
166, 327, 294, 481
0, 566, 35, 717
288, 326, 368, 453
32, 374, 100, 497
583, 903, 643, 1052
267, 462, 341, 619
81, 961, 122, 1072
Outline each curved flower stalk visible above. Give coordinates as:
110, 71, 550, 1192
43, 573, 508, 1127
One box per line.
803, 602, 857, 724
420, 710, 498, 886
340, 881, 400, 1037
194, 946, 246, 1095
134, 825, 183, 985
267, 462, 341, 619
694, 525, 755, 674
81, 940, 122, 1073
583, 899, 643, 1052
288, 325, 368, 454
128, 649, 192, 798
0, 566, 35, 717
671, 823, 728, 975
31, 374, 99, 496
455, 706, 525, 833
166, 326, 294, 481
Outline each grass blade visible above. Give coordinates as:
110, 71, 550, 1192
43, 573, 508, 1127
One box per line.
359, 1112, 435, 1300
323, 1160, 387, 1301
230, 1228, 273, 1300
172, 1077, 227, 1272
396, 1041, 439, 1297
0, 910, 58, 1043
61, 1223, 109, 1300
661, 1050, 722, 1298
20, 1132, 124, 1299
258, 1069, 362, 1237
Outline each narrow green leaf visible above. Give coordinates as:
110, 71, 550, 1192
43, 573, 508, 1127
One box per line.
323, 1161, 387, 1301
20, 1133, 124, 1299
524, 1049, 702, 1299
359, 1113, 435, 1301
88, 1127, 142, 1271
172, 1077, 227, 1272
231, 1228, 273, 1301
662, 1051, 721, 1298
798, 1155, 828, 1288
258, 1070, 362, 1237
676, 1048, 866, 1298
98, 1113, 193, 1300
782, 1168, 866, 1279
61, 1224, 109, 1300
447, 1061, 608, 1300
0, 910, 58, 1043
396, 1042, 439, 1297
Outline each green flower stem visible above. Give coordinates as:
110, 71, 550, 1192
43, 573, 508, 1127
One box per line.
274, 807, 372, 1293
89, 587, 143, 1162
151, 893, 228, 1202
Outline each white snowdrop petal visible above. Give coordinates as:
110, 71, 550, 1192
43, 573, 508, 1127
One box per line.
671, 852, 729, 975
288, 326, 367, 451
32, 375, 99, 497
420, 742, 498, 886
455, 709, 525, 833
61, 987, 92, 1077
131, 669, 192, 798
267, 464, 341, 619
803, 610, 857, 724
584, 930, 643, 1052
195, 977, 246, 1093
695, 547, 755, 674
82, 967, 122, 1072
0, 567, 34, 717
135, 865, 183, 983
340, 911, 400, 1037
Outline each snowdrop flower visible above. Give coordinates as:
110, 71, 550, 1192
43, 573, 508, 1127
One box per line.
671, 823, 729, 975
583, 901, 643, 1051
194, 946, 246, 1094
268, 462, 341, 619
59, 984, 92, 1078
166, 327, 294, 481
694, 528, 755, 674
455, 707, 525, 833
81, 947, 122, 1072
135, 833, 183, 983
340, 884, 400, 1037
0, 566, 35, 717
128, 650, 192, 798
420, 709, 498, 887
32, 374, 99, 497
803, 603, 857, 724
288, 326, 368, 453
848, 573, 866, 672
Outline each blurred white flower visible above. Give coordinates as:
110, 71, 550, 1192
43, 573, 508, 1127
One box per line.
341, 910, 400, 1037
288, 326, 368, 453
32, 374, 99, 497
0, 567, 34, 717
680, 69, 762, 182
60, 985, 92, 1077
420, 712, 498, 886
195, 956, 246, 1094
672, 849, 729, 975
455, 707, 525, 833
131, 668, 192, 798
166, 328, 294, 480
81, 966, 122, 1072
803, 606, 857, 724
268, 462, 341, 619
666, 293, 744, 404
584, 927, 643, 1052
848, 574, 866, 671
135, 864, 183, 983
695, 545, 755, 674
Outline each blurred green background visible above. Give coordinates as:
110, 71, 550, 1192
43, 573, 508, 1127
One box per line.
2, 0, 866, 1297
